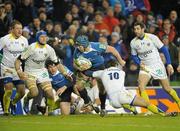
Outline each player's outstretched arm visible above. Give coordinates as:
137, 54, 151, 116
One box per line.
57, 63, 73, 81
106, 45, 126, 67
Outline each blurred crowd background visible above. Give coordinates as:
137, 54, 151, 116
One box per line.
0, 0, 180, 86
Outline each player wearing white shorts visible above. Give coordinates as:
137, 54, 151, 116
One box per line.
130, 22, 180, 109
92, 61, 178, 116
14, 30, 72, 114
0, 20, 28, 115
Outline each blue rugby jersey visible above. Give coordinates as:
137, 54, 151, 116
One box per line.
73, 42, 107, 70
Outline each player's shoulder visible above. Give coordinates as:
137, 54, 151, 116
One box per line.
130, 37, 138, 47
107, 66, 122, 71
46, 43, 52, 48
19, 35, 28, 41
46, 44, 55, 51
29, 42, 36, 47
145, 33, 158, 39
0, 34, 10, 41
90, 42, 107, 50
27, 42, 37, 50
90, 42, 99, 48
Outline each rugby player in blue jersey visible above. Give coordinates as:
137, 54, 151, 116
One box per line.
73, 35, 125, 116
47, 60, 75, 115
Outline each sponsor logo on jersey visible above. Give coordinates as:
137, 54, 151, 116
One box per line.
21, 43, 25, 47
15, 41, 19, 44
139, 50, 152, 57
32, 59, 46, 64
44, 53, 48, 57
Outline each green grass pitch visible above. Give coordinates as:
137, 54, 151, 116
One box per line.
0, 114, 180, 131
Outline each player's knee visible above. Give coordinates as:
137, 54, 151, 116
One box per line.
4, 83, 14, 90
41, 82, 52, 91
30, 89, 39, 97
18, 91, 25, 98
76, 85, 85, 91
46, 91, 54, 99
17, 88, 26, 97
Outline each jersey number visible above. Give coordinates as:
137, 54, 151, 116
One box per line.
108, 72, 119, 80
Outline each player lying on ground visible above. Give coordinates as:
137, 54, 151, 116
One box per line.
37, 60, 100, 115
92, 61, 178, 117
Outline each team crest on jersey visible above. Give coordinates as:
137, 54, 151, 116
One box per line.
147, 43, 150, 46
21, 43, 24, 47
136, 45, 141, 49
99, 44, 106, 49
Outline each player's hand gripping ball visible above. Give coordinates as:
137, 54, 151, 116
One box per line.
74, 56, 92, 71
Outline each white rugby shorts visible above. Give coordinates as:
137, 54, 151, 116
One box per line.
139, 62, 167, 80
0, 64, 20, 80
109, 90, 136, 108
25, 68, 51, 83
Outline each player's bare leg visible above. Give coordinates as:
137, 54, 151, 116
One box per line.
11, 84, 25, 115
75, 74, 92, 105
138, 73, 151, 102
159, 79, 180, 109
60, 102, 71, 115
138, 73, 153, 115
23, 79, 39, 114
132, 96, 177, 116
39, 81, 55, 115
133, 96, 165, 116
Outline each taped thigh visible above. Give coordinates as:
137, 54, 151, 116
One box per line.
38, 81, 52, 92
25, 77, 37, 90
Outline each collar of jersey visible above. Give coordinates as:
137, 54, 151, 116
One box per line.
50, 70, 60, 77
10, 33, 19, 40
35, 42, 47, 48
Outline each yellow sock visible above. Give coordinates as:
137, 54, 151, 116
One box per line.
141, 90, 150, 102
147, 104, 164, 116
122, 104, 136, 113
53, 99, 60, 110
3, 90, 12, 113
47, 98, 55, 112
169, 89, 180, 107
12, 93, 21, 105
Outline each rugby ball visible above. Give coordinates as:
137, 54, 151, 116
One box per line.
74, 56, 92, 71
